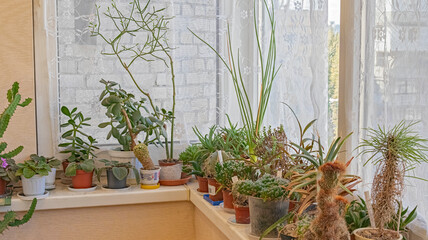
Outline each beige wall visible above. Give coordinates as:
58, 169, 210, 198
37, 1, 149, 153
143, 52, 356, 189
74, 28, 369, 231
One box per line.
0, 0, 37, 162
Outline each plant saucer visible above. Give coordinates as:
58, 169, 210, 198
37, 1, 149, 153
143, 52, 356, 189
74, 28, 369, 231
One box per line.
220, 203, 235, 214
17, 191, 49, 200
101, 185, 131, 191
141, 183, 160, 190
46, 184, 56, 190
68, 184, 97, 192
227, 216, 249, 226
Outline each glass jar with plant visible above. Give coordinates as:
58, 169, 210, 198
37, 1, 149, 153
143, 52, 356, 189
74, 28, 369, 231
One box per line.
215, 160, 255, 210
0, 82, 32, 194
91, 0, 180, 181
15, 156, 51, 196
353, 121, 428, 240
27, 155, 60, 189
59, 106, 98, 189
179, 144, 208, 192
236, 174, 289, 237
96, 159, 140, 189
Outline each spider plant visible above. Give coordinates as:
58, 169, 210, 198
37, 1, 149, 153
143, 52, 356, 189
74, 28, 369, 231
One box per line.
190, 0, 280, 162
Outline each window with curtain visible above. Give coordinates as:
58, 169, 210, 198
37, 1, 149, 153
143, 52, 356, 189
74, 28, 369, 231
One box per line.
355, 0, 428, 222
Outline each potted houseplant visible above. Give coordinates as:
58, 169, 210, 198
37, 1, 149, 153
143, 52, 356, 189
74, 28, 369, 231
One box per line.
215, 160, 255, 210
354, 121, 428, 240
180, 144, 208, 192
98, 80, 169, 181
303, 162, 350, 240
27, 155, 61, 189
278, 214, 313, 240
15, 156, 51, 196
0, 82, 32, 194
134, 143, 160, 188
60, 106, 98, 189
203, 150, 232, 201
97, 159, 140, 189
236, 174, 289, 238
231, 181, 251, 224
91, 0, 179, 182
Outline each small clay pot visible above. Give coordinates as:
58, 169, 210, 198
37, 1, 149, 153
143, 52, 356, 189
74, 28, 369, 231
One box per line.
0, 179, 7, 195
222, 189, 234, 210
207, 178, 223, 201
234, 204, 250, 224
196, 176, 208, 192
71, 170, 93, 189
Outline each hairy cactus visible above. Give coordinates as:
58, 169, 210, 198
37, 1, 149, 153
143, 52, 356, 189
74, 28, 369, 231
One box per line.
0, 198, 37, 234
304, 162, 350, 240
134, 143, 155, 170
0, 82, 32, 159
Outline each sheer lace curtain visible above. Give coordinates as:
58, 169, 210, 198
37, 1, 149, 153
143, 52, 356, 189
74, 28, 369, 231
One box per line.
353, 0, 428, 226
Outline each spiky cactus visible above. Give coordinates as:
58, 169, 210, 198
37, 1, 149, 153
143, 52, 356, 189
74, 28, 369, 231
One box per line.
134, 143, 155, 170
304, 162, 350, 240
0, 82, 32, 159
0, 198, 37, 234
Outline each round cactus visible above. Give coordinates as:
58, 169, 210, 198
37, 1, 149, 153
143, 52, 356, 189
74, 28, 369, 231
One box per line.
133, 143, 155, 170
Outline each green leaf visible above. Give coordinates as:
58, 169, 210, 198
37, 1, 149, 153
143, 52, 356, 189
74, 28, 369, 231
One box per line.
23, 168, 36, 179
112, 167, 128, 180
65, 163, 78, 176
98, 122, 110, 128
61, 106, 71, 116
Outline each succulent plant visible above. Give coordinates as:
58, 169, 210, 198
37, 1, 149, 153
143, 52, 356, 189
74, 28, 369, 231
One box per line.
0, 82, 32, 159
235, 174, 289, 202
179, 144, 207, 177
304, 162, 350, 240
97, 159, 140, 184
0, 198, 37, 234
134, 143, 155, 170
202, 150, 232, 178
215, 160, 255, 191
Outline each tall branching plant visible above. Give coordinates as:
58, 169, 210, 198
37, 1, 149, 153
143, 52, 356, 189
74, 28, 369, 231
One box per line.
358, 121, 428, 235
190, 0, 280, 162
91, 0, 176, 161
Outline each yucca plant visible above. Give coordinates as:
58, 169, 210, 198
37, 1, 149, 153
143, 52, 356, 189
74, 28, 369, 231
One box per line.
358, 121, 428, 236
190, 0, 280, 162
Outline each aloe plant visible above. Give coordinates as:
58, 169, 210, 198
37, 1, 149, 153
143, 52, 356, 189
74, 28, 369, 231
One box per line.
190, 0, 280, 162
0, 82, 32, 159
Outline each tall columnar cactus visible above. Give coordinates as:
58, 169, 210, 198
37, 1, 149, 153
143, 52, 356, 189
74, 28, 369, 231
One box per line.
0, 198, 37, 234
0, 82, 32, 159
304, 162, 350, 240
133, 143, 155, 170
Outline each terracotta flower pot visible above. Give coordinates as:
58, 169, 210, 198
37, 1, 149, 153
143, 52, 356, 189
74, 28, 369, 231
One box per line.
0, 179, 7, 195
207, 178, 223, 201
196, 176, 208, 192
71, 170, 93, 189
62, 160, 70, 172
222, 189, 234, 210
234, 204, 250, 224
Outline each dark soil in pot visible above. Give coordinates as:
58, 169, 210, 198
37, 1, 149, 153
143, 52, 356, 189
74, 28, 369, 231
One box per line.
197, 176, 208, 192
207, 178, 223, 201
222, 189, 234, 209
234, 204, 250, 224
106, 169, 127, 189
249, 196, 289, 238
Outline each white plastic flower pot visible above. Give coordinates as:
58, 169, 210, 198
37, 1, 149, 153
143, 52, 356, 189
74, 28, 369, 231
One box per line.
109, 150, 141, 179
22, 175, 46, 196
140, 167, 161, 185
46, 168, 56, 186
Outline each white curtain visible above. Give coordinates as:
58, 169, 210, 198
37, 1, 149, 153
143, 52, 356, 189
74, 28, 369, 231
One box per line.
355, 0, 428, 225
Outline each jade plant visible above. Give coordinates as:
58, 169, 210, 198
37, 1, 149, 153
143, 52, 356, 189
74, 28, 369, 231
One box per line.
15, 156, 51, 179
358, 121, 428, 237
236, 174, 288, 202
59, 106, 98, 177
97, 159, 140, 184
304, 162, 350, 240
98, 80, 170, 151
91, 0, 177, 162
133, 143, 155, 170
0, 158, 18, 183
190, 0, 279, 162
0, 82, 32, 159
0, 198, 37, 234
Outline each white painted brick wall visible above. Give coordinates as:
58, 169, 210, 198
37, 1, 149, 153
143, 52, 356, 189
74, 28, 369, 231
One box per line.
57, 0, 222, 144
